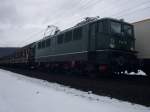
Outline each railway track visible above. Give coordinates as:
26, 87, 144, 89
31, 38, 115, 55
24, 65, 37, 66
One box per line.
1, 67, 150, 106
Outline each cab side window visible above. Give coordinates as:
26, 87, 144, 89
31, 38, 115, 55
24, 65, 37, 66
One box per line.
57, 34, 64, 44
46, 38, 51, 47
64, 31, 72, 43
73, 28, 82, 40
90, 23, 96, 36
41, 40, 45, 48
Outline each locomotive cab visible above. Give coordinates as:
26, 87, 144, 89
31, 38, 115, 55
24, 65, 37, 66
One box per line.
88, 18, 138, 74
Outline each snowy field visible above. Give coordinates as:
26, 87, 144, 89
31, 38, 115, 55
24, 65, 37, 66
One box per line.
0, 69, 149, 112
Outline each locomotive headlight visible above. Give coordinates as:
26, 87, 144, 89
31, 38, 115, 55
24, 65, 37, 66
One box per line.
130, 47, 134, 51
130, 41, 135, 51
110, 38, 115, 48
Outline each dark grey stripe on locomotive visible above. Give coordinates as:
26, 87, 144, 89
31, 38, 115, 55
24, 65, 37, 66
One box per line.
36, 51, 89, 59
35, 51, 89, 62
36, 49, 134, 59
35, 49, 134, 62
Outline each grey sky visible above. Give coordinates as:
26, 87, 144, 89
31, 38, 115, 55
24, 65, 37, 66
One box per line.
0, 0, 150, 47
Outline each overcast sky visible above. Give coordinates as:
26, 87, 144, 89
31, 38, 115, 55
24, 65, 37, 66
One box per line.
0, 0, 150, 47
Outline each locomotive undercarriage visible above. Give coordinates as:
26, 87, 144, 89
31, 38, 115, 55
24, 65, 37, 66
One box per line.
32, 50, 138, 76
85, 50, 139, 76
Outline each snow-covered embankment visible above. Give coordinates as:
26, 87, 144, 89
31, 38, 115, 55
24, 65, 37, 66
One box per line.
0, 69, 149, 112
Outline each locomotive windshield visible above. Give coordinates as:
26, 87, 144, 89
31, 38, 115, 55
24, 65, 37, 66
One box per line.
123, 24, 133, 36
110, 21, 121, 34
110, 21, 133, 36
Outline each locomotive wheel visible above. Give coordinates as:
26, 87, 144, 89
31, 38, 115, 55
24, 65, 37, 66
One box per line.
100, 71, 113, 77
86, 71, 98, 78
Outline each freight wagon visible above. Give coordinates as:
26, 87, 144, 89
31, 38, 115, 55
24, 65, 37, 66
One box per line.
133, 19, 150, 76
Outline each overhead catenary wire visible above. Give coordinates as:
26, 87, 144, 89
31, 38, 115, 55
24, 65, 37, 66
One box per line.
109, 0, 150, 18
55, 0, 150, 28
15, 0, 102, 46
12, 0, 95, 46
11, 0, 150, 47
17, 29, 45, 47
45, 0, 99, 22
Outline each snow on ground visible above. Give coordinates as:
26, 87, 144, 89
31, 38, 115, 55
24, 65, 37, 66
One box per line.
124, 70, 147, 76
0, 69, 149, 112
128, 70, 147, 76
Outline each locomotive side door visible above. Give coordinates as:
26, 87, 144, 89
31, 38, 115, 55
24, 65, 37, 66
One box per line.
89, 22, 97, 51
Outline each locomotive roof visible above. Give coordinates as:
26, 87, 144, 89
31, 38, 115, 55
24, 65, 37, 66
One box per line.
36, 17, 131, 43
56, 17, 131, 35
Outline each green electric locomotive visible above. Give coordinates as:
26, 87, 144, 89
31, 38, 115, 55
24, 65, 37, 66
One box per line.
34, 17, 138, 75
